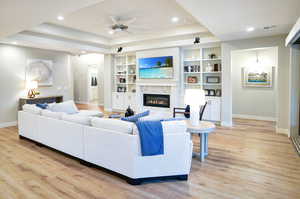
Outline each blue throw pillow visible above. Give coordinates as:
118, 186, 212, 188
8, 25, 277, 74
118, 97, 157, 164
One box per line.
36, 103, 48, 109
121, 110, 150, 123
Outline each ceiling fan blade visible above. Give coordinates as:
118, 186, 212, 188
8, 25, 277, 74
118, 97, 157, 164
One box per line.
121, 17, 136, 25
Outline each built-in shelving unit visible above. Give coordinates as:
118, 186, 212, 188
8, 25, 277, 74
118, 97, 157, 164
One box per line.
182, 45, 222, 121
182, 46, 222, 94
112, 54, 137, 111
113, 54, 137, 93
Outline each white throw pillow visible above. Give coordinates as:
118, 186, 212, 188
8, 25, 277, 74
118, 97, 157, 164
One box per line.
161, 120, 187, 134
138, 111, 167, 121
48, 100, 79, 114
23, 104, 42, 115
61, 114, 91, 126
77, 110, 104, 118
41, 110, 64, 120
91, 118, 134, 134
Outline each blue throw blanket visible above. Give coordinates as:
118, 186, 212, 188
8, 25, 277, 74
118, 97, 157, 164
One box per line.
136, 120, 164, 156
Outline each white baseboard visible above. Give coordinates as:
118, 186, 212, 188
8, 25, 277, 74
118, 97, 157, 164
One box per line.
276, 127, 290, 137
233, 114, 276, 122
221, 121, 233, 127
0, 121, 17, 128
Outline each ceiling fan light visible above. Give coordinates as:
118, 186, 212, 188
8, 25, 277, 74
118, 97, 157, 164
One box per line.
108, 30, 114, 34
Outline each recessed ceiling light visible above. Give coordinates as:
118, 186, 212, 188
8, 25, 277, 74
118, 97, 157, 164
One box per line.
57, 16, 64, 21
171, 17, 179, 23
246, 27, 255, 32
12, 41, 18, 45
108, 30, 114, 34
81, 50, 86, 54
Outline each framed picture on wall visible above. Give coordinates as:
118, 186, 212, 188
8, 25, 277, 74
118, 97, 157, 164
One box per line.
243, 67, 273, 88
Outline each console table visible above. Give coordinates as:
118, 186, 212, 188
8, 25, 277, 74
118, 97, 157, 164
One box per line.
186, 120, 216, 162
19, 96, 63, 110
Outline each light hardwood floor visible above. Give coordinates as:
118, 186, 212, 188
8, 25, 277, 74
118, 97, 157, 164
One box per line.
1, 106, 300, 198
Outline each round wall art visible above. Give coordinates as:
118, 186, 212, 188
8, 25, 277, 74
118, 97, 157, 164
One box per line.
26, 59, 53, 86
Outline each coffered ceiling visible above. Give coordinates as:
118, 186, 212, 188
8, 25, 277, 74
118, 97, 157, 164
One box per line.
1, 0, 299, 54
52, 0, 201, 39
176, 0, 300, 41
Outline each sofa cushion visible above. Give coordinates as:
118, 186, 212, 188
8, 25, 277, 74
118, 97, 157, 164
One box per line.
23, 104, 42, 115
48, 100, 79, 114
161, 120, 187, 134
138, 111, 174, 122
77, 110, 103, 118
41, 110, 64, 120
133, 120, 187, 135
61, 114, 91, 126
121, 110, 150, 123
91, 118, 134, 134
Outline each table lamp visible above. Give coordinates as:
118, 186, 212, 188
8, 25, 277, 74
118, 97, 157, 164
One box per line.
184, 89, 206, 126
26, 81, 38, 98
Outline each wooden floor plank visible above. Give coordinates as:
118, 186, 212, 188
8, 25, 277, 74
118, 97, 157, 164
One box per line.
0, 109, 299, 198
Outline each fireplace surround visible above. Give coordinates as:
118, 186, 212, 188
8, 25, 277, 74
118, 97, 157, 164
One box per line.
143, 94, 170, 108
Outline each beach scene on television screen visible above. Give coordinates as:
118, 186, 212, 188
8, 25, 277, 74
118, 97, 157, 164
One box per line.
139, 56, 173, 79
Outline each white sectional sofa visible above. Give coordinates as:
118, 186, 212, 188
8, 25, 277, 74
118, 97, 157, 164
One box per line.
18, 106, 193, 185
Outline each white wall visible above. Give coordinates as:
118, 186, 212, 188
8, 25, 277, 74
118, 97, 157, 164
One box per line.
0, 44, 73, 126
103, 54, 113, 111
72, 53, 104, 105
231, 47, 278, 121
222, 35, 290, 132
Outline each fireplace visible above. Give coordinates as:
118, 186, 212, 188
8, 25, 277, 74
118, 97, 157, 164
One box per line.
143, 94, 170, 108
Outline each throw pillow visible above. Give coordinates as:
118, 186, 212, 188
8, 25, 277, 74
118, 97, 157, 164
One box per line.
121, 110, 150, 123
36, 103, 48, 109
48, 100, 79, 114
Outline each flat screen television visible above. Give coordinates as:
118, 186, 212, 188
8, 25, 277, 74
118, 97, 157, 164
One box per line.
139, 56, 173, 79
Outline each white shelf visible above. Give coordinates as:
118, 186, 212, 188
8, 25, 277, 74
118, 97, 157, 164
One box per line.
203, 83, 221, 86
184, 71, 221, 74
184, 59, 201, 62
184, 58, 221, 62
202, 58, 221, 61
202, 71, 221, 74
184, 72, 202, 74
184, 83, 202, 85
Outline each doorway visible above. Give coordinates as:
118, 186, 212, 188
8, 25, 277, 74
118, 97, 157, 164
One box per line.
231, 47, 279, 125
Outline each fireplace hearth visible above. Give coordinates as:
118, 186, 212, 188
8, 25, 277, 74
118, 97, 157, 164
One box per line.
143, 94, 170, 108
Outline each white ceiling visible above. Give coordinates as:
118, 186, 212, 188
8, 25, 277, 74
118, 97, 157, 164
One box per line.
0, 0, 105, 39
176, 0, 300, 41
1, 0, 298, 54
52, 0, 202, 39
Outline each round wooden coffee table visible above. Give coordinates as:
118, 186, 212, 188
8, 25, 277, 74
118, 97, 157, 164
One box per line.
186, 121, 216, 162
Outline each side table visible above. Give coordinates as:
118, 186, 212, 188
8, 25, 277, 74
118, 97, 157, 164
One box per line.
185, 121, 216, 162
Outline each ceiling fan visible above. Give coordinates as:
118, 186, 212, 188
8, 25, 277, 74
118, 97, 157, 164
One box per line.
108, 16, 138, 34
